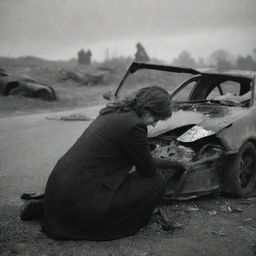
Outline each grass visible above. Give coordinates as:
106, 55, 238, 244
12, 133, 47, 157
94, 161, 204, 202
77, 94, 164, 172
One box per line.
0, 84, 115, 117
0, 56, 194, 117
0, 57, 130, 117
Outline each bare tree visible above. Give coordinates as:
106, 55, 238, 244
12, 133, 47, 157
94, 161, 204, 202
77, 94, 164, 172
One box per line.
208, 49, 234, 68
172, 51, 196, 67
78, 49, 92, 65
134, 42, 150, 62
236, 55, 256, 70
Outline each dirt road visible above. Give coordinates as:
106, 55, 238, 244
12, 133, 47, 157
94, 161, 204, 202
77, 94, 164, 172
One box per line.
1, 106, 256, 256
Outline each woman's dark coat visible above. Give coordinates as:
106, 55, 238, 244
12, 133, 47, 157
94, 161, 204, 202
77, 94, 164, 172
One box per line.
43, 110, 165, 240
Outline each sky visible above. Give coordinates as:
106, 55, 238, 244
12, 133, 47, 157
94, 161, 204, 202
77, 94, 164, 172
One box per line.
0, 0, 256, 63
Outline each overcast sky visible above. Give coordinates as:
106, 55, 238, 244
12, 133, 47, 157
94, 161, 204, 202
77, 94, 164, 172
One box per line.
0, 0, 256, 62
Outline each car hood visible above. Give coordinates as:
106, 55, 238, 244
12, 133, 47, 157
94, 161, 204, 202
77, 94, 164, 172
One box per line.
148, 104, 247, 141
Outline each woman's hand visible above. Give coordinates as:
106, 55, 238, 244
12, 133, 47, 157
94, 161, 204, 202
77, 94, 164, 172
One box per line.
153, 156, 186, 169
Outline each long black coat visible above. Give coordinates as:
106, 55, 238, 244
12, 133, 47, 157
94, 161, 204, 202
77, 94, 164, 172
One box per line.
43, 110, 165, 240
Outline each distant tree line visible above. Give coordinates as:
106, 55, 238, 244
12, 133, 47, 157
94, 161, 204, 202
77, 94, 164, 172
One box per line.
171, 49, 256, 71
77, 44, 256, 71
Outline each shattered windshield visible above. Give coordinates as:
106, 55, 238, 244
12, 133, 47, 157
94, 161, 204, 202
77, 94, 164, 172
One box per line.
172, 76, 253, 107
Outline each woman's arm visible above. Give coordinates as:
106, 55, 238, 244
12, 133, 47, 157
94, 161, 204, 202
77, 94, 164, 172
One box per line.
120, 122, 156, 177
153, 156, 186, 169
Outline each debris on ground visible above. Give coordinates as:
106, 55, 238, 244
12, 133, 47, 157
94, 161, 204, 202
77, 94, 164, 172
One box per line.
219, 201, 243, 213
242, 218, 254, 222
208, 210, 217, 216
149, 207, 185, 233
46, 113, 92, 121
58, 68, 109, 86
232, 206, 243, 213
240, 197, 256, 205
251, 244, 256, 255
211, 228, 226, 237
220, 202, 232, 213
161, 221, 184, 232
237, 225, 256, 235
185, 205, 200, 212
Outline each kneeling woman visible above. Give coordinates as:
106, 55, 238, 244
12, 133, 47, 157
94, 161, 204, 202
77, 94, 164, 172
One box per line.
42, 86, 172, 241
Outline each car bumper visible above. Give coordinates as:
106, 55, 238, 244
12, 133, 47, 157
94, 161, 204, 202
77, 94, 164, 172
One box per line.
159, 151, 237, 200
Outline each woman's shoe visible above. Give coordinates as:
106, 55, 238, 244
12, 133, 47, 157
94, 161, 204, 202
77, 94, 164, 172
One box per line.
20, 199, 44, 221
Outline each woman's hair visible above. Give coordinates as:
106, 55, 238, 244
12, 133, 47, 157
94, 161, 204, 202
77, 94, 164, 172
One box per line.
100, 86, 172, 120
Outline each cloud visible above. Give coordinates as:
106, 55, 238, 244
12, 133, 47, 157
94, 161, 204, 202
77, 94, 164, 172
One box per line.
0, 0, 255, 60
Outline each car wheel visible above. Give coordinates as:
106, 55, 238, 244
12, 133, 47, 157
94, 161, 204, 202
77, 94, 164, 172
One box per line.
228, 141, 256, 197
33, 89, 51, 100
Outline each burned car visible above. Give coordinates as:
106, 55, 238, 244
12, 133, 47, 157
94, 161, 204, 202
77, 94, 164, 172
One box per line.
104, 62, 256, 200
58, 68, 108, 86
0, 69, 57, 101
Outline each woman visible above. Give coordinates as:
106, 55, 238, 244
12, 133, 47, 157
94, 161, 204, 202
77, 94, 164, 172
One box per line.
42, 86, 172, 241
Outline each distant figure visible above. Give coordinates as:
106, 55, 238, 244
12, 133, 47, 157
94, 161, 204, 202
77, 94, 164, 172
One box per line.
78, 49, 92, 65
135, 42, 150, 62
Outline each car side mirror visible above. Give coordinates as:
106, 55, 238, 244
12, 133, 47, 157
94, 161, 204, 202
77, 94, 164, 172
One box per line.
102, 91, 115, 101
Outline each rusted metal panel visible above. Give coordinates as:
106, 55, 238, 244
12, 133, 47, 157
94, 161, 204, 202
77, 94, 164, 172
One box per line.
217, 106, 256, 150
148, 110, 204, 137
149, 105, 247, 140
161, 155, 226, 200
152, 135, 230, 199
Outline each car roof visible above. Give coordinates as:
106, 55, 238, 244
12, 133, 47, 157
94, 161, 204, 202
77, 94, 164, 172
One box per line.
196, 68, 256, 79
131, 62, 256, 80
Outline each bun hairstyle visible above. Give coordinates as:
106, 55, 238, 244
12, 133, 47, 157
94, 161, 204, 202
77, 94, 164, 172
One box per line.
100, 86, 172, 120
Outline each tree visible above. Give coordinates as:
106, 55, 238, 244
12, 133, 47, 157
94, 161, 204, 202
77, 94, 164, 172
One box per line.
197, 58, 206, 68
208, 49, 234, 69
253, 48, 256, 61
236, 55, 256, 70
172, 51, 196, 67
134, 42, 150, 62
78, 49, 92, 65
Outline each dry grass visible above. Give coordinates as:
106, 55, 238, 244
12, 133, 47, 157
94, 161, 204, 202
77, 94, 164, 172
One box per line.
0, 84, 115, 117
0, 57, 130, 117
0, 56, 193, 118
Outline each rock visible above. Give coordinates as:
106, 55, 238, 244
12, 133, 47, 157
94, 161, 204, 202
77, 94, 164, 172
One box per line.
209, 210, 217, 216
186, 205, 200, 212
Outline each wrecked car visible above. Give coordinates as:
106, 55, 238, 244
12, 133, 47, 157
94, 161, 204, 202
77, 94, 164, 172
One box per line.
59, 68, 108, 85
104, 62, 256, 200
0, 70, 57, 101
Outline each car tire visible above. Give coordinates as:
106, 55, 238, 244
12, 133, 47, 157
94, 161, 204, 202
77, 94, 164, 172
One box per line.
33, 89, 51, 100
228, 141, 256, 197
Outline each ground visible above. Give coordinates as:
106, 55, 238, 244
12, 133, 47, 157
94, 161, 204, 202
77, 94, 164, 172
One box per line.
1, 59, 256, 255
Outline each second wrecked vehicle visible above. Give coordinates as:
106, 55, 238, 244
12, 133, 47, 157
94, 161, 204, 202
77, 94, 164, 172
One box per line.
104, 62, 256, 200
0, 69, 57, 101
